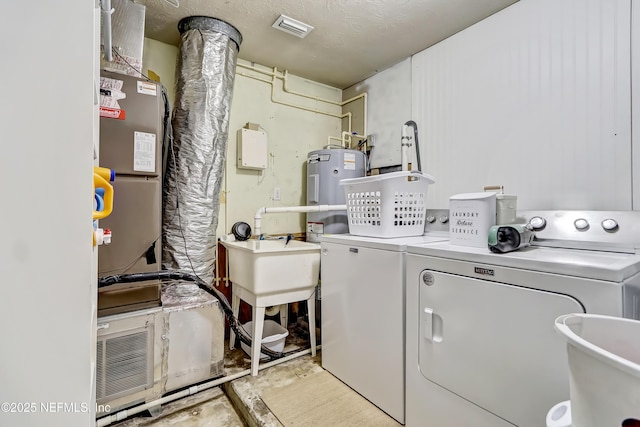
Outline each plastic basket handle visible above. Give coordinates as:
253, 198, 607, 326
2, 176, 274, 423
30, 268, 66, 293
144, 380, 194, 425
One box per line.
408, 170, 435, 183
408, 170, 422, 181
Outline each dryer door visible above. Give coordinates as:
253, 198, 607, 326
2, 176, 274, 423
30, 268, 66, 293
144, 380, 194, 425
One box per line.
418, 269, 584, 427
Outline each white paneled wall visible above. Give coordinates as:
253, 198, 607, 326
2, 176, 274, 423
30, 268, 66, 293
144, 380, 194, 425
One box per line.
632, 1, 640, 209
413, 0, 632, 210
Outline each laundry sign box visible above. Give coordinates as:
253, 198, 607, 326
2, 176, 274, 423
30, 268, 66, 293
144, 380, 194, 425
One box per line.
449, 192, 496, 247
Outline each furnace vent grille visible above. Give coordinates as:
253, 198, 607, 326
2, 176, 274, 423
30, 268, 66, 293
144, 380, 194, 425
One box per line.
96, 330, 151, 401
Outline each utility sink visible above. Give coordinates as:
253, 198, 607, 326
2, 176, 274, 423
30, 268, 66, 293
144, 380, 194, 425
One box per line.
222, 239, 320, 296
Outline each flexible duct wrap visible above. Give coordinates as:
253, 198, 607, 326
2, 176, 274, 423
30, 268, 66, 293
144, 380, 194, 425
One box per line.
163, 17, 242, 284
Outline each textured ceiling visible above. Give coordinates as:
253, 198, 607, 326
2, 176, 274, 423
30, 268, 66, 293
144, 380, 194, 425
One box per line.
141, 0, 518, 89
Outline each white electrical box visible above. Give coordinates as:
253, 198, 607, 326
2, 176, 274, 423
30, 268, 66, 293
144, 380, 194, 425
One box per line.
237, 128, 267, 170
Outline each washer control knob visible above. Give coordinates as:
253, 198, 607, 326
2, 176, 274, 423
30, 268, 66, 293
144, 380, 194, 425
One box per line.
439, 215, 449, 224
529, 216, 547, 231
574, 218, 590, 231
426, 215, 436, 223
601, 218, 619, 232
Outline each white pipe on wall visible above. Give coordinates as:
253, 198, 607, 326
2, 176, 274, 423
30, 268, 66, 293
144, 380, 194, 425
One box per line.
254, 204, 347, 238
341, 131, 368, 150
235, 63, 366, 146
327, 135, 345, 148
339, 92, 368, 149
235, 68, 349, 120
280, 68, 369, 147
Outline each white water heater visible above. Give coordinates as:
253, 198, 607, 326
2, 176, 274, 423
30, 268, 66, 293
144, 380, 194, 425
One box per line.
306, 148, 366, 242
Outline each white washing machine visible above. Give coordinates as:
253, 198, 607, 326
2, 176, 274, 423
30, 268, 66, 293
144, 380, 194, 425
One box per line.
321, 227, 449, 424
405, 211, 640, 427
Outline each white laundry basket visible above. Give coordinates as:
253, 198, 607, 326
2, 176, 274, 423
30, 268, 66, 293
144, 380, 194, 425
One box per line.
340, 170, 435, 238
554, 314, 640, 427
240, 319, 289, 360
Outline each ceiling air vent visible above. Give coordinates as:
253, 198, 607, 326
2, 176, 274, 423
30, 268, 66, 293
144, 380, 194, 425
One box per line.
272, 15, 314, 39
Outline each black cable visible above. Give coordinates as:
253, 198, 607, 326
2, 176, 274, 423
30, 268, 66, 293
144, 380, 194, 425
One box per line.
98, 237, 160, 275
164, 112, 203, 283
111, 48, 151, 81
103, 53, 177, 275
105, 46, 295, 359
357, 140, 371, 173
110, 48, 200, 281
98, 271, 306, 360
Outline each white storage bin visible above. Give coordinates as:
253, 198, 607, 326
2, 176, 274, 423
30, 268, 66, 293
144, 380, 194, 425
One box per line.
496, 194, 517, 225
240, 319, 289, 360
340, 171, 435, 238
449, 192, 496, 247
554, 314, 640, 427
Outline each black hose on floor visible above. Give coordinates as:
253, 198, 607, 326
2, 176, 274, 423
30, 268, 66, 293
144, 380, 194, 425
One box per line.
98, 270, 309, 359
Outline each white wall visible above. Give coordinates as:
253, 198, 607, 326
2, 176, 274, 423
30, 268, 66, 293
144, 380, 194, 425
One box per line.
344, 59, 413, 170
223, 61, 342, 237
413, 0, 632, 209
0, 1, 97, 426
633, 2, 640, 210
142, 38, 179, 107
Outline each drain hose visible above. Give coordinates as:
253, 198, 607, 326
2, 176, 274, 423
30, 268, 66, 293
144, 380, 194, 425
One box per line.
98, 270, 306, 359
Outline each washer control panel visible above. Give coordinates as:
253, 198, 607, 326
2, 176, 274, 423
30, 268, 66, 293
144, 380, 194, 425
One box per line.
519, 210, 640, 251
424, 209, 451, 233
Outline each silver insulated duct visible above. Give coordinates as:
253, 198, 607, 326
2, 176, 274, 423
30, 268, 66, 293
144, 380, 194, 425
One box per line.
163, 16, 242, 284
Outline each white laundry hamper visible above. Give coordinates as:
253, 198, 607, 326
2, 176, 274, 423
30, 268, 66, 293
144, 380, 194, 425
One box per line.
554, 313, 640, 427
340, 170, 435, 238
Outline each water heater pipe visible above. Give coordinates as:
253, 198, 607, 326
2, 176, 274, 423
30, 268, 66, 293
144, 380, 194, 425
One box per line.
341, 131, 367, 149
282, 69, 368, 148
254, 204, 347, 238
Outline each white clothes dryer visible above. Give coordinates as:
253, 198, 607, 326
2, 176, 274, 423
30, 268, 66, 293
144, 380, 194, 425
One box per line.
322, 227, 448, 423
405, 211, 640, 427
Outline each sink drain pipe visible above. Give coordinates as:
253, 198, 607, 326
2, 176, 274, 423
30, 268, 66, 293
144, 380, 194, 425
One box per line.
253, 204, 347, 238
95, 345, 319, 427
99, 270, 294, 359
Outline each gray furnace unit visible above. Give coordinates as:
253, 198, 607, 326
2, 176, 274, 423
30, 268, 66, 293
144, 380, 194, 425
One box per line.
306, 149, 366, 242
97, 70, 164, 316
